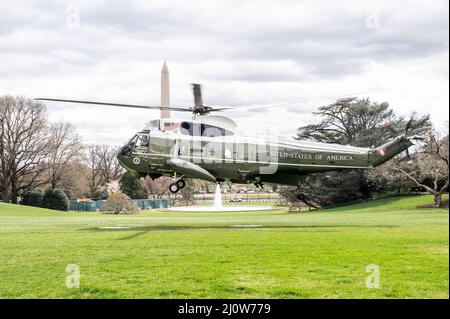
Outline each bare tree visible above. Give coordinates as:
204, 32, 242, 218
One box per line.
144, 176, 172, 199
0, 96, 50, 203
180, 179, 194, 205
58, 163, 90, 199
96, 145, 123, 183
86, 145, 101, 189
85, 144, 123, 190
192, 179, 214, 193
46, 122, 84, 189
225, 180, 234, 192
394, 131, 449, 207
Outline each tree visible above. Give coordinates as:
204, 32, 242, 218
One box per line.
393, 131, 449, 207
366, 161, 414, 194
119, 171, 147, 199
46, 122, 84, 189
193, 180, 214, 193
224, 180, 234, 192
86, 145, 101, 189
291, 97, 433, 206
144, 176, 171, 199
96, 145, 123, 183
89, 185, 108, 200
180, 180, 194, 205
297, 97, 431, 147
57, 163, 91, 199
280, 187, 320, 209
281, 170, 369, 207
86, 144, 123, 189
0, 96, 50, 203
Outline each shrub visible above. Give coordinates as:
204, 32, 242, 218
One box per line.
42, 188, 69, 211
21, 190, 44, 207
103, 192, 138, 214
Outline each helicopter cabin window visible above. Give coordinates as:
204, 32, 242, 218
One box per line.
180, 121, 194, 135
201, 124, 233, 137
135, 134, 149, 148
180, 121, 233, 137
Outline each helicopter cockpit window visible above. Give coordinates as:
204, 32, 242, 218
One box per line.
127, 135, 138, 147
120, 134, 138, 155
135, 134, 149, 148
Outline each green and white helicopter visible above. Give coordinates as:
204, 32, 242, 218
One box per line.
36, 84, 422, 194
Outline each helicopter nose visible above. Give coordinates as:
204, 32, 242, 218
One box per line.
116, 150, 126, 167
117, 146, 132, 170
119, 144, 132, 156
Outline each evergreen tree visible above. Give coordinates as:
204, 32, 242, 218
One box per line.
119, 171, 147, 199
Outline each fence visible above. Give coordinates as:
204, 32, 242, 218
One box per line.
69, 199, 171, 212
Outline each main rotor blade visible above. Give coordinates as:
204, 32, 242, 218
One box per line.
219, 102, 293, 112
34, 98, 193, 112
215, 91, 374, 113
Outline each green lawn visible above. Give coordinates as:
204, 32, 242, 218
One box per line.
0, 195, 448, 299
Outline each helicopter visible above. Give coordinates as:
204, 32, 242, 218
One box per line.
36, 84, 422, 194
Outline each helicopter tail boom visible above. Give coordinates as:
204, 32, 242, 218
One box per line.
369, 135, 419, 167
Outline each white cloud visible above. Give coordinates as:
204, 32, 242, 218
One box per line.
0, 0, 448, 144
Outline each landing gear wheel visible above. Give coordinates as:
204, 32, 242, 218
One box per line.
169, 183, 179, 194
176, 179, 186, 189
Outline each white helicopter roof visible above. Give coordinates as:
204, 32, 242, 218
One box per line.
144, 115, 237, 132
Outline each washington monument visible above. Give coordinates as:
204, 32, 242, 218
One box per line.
160, 61, 170, 118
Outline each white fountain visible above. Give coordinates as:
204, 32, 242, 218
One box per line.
167, 183, 272, 212
214, 183, 223, 209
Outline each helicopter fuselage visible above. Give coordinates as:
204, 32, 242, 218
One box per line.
117, 118, 414, 188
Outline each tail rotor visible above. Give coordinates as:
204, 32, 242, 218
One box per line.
383, 112, 423, 165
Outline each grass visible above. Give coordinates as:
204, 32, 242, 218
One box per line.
0, 195, 448, 299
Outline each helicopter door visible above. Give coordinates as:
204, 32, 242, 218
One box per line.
175, 137, 203, 161
189, 140, 204, 161
176, 139, 195, 160
171, 139, 181, 158
235, 142, 252, 177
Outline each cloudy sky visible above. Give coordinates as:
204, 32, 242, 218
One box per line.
1, 0, 448, 145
